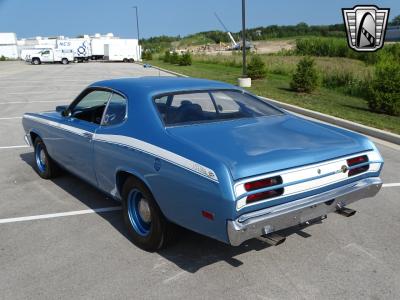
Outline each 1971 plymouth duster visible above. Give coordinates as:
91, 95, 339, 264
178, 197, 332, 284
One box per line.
22, 77, 383, 251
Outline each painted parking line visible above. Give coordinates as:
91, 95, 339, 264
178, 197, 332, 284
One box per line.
382, 183, 400, 188
0, 145, 29, 149
0, 207, 122, 224
0, 117, 22, 120
0, 100, 67, 105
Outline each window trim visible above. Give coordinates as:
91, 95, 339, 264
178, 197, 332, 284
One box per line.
100, 91, 128, 127
152, 88, 285, 128
67, 86, 128, 127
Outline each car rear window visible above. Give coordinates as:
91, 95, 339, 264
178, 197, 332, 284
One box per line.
153, 90, 282, 126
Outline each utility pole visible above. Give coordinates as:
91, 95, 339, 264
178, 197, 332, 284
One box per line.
133, 6, 140, 60
242, 0, 246, 77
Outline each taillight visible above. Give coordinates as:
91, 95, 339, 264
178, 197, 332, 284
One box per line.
244, 176, 283, 204
347, 155, 369, 176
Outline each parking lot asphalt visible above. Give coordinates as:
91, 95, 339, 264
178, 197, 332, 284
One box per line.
0, 61, 399, 300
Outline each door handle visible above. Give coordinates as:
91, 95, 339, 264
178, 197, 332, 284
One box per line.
82, 132, 93, 139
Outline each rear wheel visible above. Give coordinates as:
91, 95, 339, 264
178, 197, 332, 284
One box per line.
32, 58, 41, 65
123, 58, 128, 63
33, 137, 58, 179
122, 177, 175, 251
61, 58, 69, 65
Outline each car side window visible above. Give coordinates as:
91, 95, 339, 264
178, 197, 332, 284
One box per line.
102, 92, 127, 126
71, 90, 112, 124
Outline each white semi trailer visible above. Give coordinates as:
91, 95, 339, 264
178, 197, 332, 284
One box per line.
0, 33, 18, 59
57, 38, 91, 62
91, 38, 141, 62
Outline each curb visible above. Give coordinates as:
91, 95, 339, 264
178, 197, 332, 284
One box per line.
139, 63, 189, 78
260, 97, 400, 145
144, 63, 400, 145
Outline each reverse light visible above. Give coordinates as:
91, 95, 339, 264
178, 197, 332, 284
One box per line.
347, 155, 369, 176
244, 176, 283, 204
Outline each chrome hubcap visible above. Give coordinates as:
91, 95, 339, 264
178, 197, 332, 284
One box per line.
35, 143, 47, 173
39, 150, 46, 165
138, 198, 151, 223
127, 189, 152, 236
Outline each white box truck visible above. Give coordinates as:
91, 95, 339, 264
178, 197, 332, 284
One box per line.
57, 38, 91, 62
91, 38, 140, 62
23, 48, 74, 65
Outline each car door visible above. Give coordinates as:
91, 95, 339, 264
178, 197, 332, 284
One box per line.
58, 89, 112, 185
40, 50, 51, 62
93, 92, 126, 194
93, 92, 128, 194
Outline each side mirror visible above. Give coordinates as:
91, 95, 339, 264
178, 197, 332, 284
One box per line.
56, 105, 67, 113
56, 105, 70, 117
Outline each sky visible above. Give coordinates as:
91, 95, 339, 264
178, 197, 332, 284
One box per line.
0, 0, 399, 39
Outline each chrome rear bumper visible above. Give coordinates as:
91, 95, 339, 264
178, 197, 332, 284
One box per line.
227, 177, 382, 246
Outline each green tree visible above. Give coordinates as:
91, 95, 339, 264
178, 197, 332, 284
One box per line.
142, 51, 152, 60
246, 55, 267, 79
368, 55, 400, 116
390, 14, 400, 26
170, 52, 179, 64
290, 56, 319, 93
163, 50, 170, 63
178, 52, 192, 66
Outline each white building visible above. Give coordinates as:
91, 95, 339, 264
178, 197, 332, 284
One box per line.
0, 33, 18, 59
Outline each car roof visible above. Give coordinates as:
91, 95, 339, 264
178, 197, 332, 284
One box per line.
89, 76, 241, 98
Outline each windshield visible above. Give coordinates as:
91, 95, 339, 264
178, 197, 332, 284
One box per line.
153, 90, 283, 126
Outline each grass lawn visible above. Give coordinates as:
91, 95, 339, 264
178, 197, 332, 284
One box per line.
146, 60, 400, 134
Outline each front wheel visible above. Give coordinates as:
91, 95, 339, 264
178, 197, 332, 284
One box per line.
33, 137, 58, 179
61, 58, 69, 65
32, 58, 41, 65
122, 178, 175, 251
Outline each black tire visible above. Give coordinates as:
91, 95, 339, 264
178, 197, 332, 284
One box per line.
122, 177, 175, 251
61, 58, 69, 65
123, 58, 128, 63
32, 58, 41, 65
33, 137, 59, 179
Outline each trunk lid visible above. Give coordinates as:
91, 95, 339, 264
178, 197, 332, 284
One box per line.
167, 114, 371, 180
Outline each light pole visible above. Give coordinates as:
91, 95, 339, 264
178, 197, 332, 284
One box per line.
133, 6, 140, 61
242, 0, 246, 77
238, 0, 251, 87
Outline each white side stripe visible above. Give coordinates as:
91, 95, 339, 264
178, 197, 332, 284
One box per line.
94, 134, 219, 182
0, 207, 122, 224
23, 114, 90, 137
23, 114, 219, 182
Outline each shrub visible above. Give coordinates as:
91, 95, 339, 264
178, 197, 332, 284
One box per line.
178, 52, 192, 66
368, 55, 400, 116
170, 52, 179, 64
246, 55, 267, 79
163, 51, 170, 63
142, 51, 152, 60
290, 56, 318, 93
0, 55, 5, 61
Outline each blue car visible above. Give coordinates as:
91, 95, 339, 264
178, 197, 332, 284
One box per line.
22, 77, 383, 250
